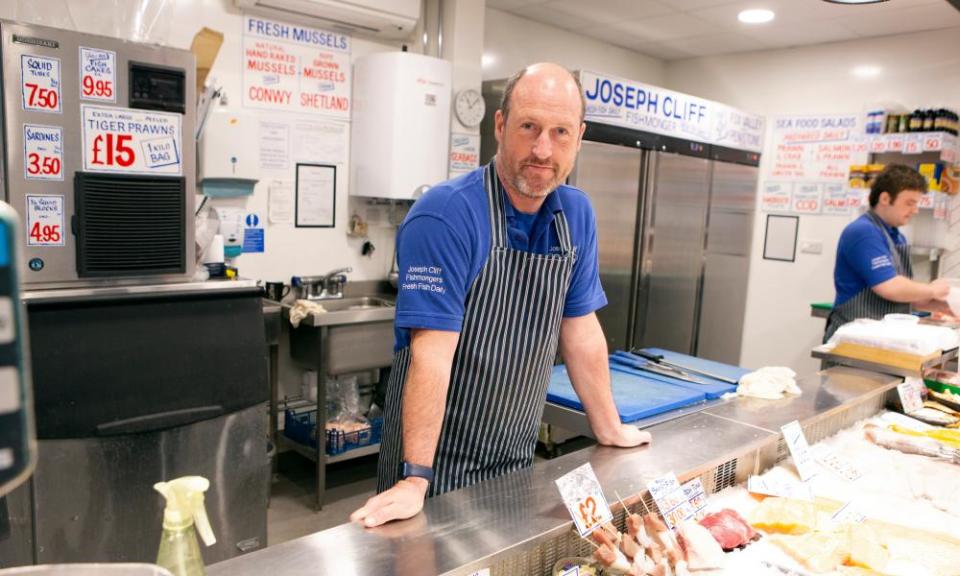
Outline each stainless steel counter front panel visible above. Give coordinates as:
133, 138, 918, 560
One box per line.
208, 367, 901, 576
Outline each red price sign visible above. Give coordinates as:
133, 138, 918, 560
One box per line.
79, 47, 117, 103
887, 135, 905, 152
556, 463, 612, 537
904, 137, 922, 154
21, 55, 61, 113
924, 135, 943, 151
23, 124, 64, 182
26, 195, 65, 247
869, 138, 887, 153
577, 496, 602, 532
29, 222, 62, 244
90, 133, 136, 167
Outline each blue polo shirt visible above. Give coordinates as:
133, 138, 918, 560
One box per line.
834, 213, 907, 307
394, 166, 607, 350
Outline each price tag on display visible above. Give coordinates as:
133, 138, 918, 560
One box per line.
812, 445, 862, 481
781, 420, 818, 481
792, 184, 823, 214
747, 475, 814, 501
918, 192, 935, 209
869, 137, 887, 153
897, 378, 925, 414
79, 47, 116, 102
681, 478, 707, 521
467, 570, 490, 576
649, 472, 694, 529
904, 136, 922, 155
923, 133, 943, 151
20, 54, 61, 113
555, 463, 613, 537
887, 134, 905, 153
830, 501, 866, 526
23, 124, 63, 181
25, 195, 64, 247
81, 105, 182, 175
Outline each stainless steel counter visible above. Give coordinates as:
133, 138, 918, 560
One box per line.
209, 366, 901, 576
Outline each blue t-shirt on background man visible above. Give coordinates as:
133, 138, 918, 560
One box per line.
393, 166, 608, 350
834, 212, 907, 307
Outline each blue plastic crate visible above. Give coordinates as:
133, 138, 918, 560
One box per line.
283, 408, 383, 456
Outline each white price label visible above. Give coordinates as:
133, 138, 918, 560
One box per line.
812, 445, 862, 481
747, 475, 814, 501
781, 420, 818, 481
25, 195, 64, 247
23, 124, 63, 181
923, 133, 944, 151
555, 463, 613, 537
467, 570, 491, 576
681, 478, 708, 521
904, 136, 922, 154
649, 472, 694, 529
830, 501, 866, 526
887, 134, 905, 152
81, 105, 182, 175
869, 138, 887, 153
79, 47, 116, 102
897, 378, 925, 414
792, 183, 823, 214
21, 54, 61, 113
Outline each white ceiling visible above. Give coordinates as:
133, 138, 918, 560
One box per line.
485, 0, 960, 60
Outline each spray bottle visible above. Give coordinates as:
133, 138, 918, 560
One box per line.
154, 476, 217, 576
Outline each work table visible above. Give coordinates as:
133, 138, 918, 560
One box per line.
210, 366, 900, 576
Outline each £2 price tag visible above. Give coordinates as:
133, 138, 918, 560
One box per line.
781, 420, 818, 481
21, 54, 61, 113
555, 463, 612, 537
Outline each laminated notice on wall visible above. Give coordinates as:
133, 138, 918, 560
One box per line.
81, 105, 182, 176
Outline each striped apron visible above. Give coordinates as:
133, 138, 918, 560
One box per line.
824, 210, 913, 342
377, 161, 576, 497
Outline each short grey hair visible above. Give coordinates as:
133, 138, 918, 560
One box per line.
499, 65, 586, 123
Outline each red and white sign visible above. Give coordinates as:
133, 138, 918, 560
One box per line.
23, 124, 63, 181
761, 182, 793, 212
555, 463, 613, 537
81, 105, 182, 175
792, 183, 823, 214
242, 15, 351, 119
25, 195, 64, 247
79, 47, 116, 102
449, 133, 480, 176
21, 54, 61, 113
822, 183, 851, 216
904, 135, 922, 155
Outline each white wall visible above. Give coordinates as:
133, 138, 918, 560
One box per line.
482, 8, 664, 84
664, 27, 960, 374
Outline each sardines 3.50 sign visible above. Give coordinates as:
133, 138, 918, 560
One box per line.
81, 105, 182, 175
23, 124, 63, 181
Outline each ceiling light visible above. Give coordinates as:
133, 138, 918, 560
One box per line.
738, 9, 775, 24
822, 0, 888, 4
852, 65, 883, 78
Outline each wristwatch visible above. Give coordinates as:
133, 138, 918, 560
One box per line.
401, 461, 434, 484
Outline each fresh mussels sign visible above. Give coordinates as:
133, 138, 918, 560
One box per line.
579, 70, 765, 153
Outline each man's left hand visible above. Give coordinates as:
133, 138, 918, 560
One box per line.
597, 424, 652, 448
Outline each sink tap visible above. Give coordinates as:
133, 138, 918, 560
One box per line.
322, 267, 352, 299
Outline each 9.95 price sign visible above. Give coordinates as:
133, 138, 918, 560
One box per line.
79, 47, 116, 102
21, 54, 62, 113
26, 195, 64, 247
23, 125, 63, 181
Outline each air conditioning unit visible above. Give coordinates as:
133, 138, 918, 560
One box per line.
235, 0, 420, 40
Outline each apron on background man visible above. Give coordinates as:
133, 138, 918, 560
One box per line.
824, 210, 913, 343
378, 161, 576, 497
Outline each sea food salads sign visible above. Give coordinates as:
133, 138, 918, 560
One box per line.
579, 70, 764, 153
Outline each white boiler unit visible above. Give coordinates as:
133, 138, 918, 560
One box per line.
350, 51, 451, 200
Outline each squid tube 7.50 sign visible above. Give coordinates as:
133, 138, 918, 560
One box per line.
81, 105, 182, 175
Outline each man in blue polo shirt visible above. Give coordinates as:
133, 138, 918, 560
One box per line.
351, 63, 650, 528
826, 164, 950, 341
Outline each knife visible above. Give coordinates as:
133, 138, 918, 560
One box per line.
630, 349, 740, 385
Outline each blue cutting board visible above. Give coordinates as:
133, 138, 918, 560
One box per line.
611, 349, 748, 399
610, 353, 735, 400
546, 363, 706, 423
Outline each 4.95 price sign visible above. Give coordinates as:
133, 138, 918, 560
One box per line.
21, 54, 62, 113
82, 105, 182, 175
23, 124, 63, 181
26, 195, 64, 247
79, 47, 116, 102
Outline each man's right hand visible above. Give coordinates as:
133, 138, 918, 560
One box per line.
930, 278, 951, 301
349, 478, 429, 528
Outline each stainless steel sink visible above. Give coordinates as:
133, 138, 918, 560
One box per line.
288, 296, 396, 374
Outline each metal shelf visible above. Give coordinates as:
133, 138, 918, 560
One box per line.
278, 433, 380, 465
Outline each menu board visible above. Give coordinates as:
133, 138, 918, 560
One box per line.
762, 114, 868, 216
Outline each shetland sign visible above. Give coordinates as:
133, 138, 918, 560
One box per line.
242, 15, 351, 119
579, 70, 764, 153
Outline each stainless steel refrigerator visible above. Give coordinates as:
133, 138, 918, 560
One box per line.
568, 134, 759, 365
